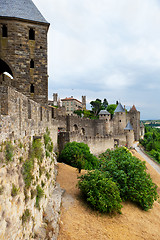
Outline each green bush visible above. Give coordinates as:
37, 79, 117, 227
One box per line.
22, 159, 34, 188
59, 142, 98, 171
98, 147, 158, 211
22, 138, 43, 188
11, 184, 19, 197
36, 185, 44, 209
31, 139, 43, 161
78, 170, 122, 213
44, 128, 53, 157
21, 209, 31, 224
5, 142, 14, 162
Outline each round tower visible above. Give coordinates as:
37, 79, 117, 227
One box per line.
128, 105, 140, 141
99, 109, 111, 134
124, 121, 134, 148
113, 103, 127, 135
82, 96, 86, 110
0, 0, 50, 105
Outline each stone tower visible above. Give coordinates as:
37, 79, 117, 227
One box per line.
82, 96, 86, 110
113, 102, 127, 135
128, 105, 140, 141
99, 110, 111, 134
124, 121, 134, 148
0, 0, 50, 105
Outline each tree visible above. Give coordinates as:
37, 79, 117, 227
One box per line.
102, 98, 108, 109
98, 147, 158, 211
90, 99, 102, 116
58, 142, 98, 170
78, 170, 122, 213
107, 104, 117, 115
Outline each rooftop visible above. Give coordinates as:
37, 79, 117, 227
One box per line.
99, 110, 110, 115
61, 97, 82, 105
124, 121, 133, 130
114, 103, 125, 113
130, 105, 137, 112
0, 0, 49, 24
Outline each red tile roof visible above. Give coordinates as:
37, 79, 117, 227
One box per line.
61, 97, 82, 104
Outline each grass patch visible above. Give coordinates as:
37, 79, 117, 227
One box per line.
5, 142, 14, 162
44, 128, 53, 157
36, 185, 44, 209
21, 209, 31, 224
11, 184, 19, 197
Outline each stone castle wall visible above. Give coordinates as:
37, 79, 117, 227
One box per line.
0, 86, 64, 239
0, 86, 58, 148
58, 131, 128, 155
0, 133, 63, 240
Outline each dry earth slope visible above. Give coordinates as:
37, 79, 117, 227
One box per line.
57, 150, 160, 240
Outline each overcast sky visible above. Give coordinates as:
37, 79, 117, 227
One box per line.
33, 0, 160, 120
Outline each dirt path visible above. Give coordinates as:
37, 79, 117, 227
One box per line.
135, 146, 160, 174
57, 151, 160, 240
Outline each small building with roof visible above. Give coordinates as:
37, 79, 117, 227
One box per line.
61, 96, 86, 115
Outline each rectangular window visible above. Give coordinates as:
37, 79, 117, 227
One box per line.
40, 106, 42, 121
2, 25, 7, 37
29, 28, 35, 40
28, 100, 31, 119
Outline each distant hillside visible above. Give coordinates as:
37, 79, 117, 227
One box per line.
142, 120, 160, 127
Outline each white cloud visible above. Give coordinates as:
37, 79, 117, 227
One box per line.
33, 0, 160, 119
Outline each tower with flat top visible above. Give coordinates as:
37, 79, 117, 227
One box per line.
0, 0, 49, 104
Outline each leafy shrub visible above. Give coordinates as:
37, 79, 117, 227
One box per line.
44, 128, 53, 156
22, 159, 34, 188
22, 138, 43, 188
5, 142, 14, 162
21, 209, 31, 224
36, 185, 44, 209
98, 147, 158, 211
78, 170, 122, 213
59, 142, 98, 171
31, 139, 43, 161
11, 184, 19, 197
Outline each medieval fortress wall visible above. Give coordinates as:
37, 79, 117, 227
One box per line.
0, 0, 144, 239
0, 85, 138, 155
0, 86, 58, 146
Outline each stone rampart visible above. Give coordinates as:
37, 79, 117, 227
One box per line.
58, 131, 129, 155
0, 86, 58, 149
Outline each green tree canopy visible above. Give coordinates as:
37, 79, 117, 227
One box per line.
90, 99, 102, 116
107, 104, 117, 115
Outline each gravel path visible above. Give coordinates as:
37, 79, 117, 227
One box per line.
135, 146, 160, 175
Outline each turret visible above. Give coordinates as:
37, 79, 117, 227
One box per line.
82, 96, 86, 110
128, 105, 140, 141
113, 102, 127, 135
0, 0, 50, 105
124, 121, 134, 148
99, 110, 111, 134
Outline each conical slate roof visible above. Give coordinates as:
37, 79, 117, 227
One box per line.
124, 121, 133, 130
114, 103, 125, 113
99, 110, 110, 115
0, 0, 48, 24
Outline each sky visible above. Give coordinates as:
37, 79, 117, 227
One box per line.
33, 0, 160, 120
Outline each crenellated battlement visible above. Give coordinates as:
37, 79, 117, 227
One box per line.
0, 86, 58, 148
